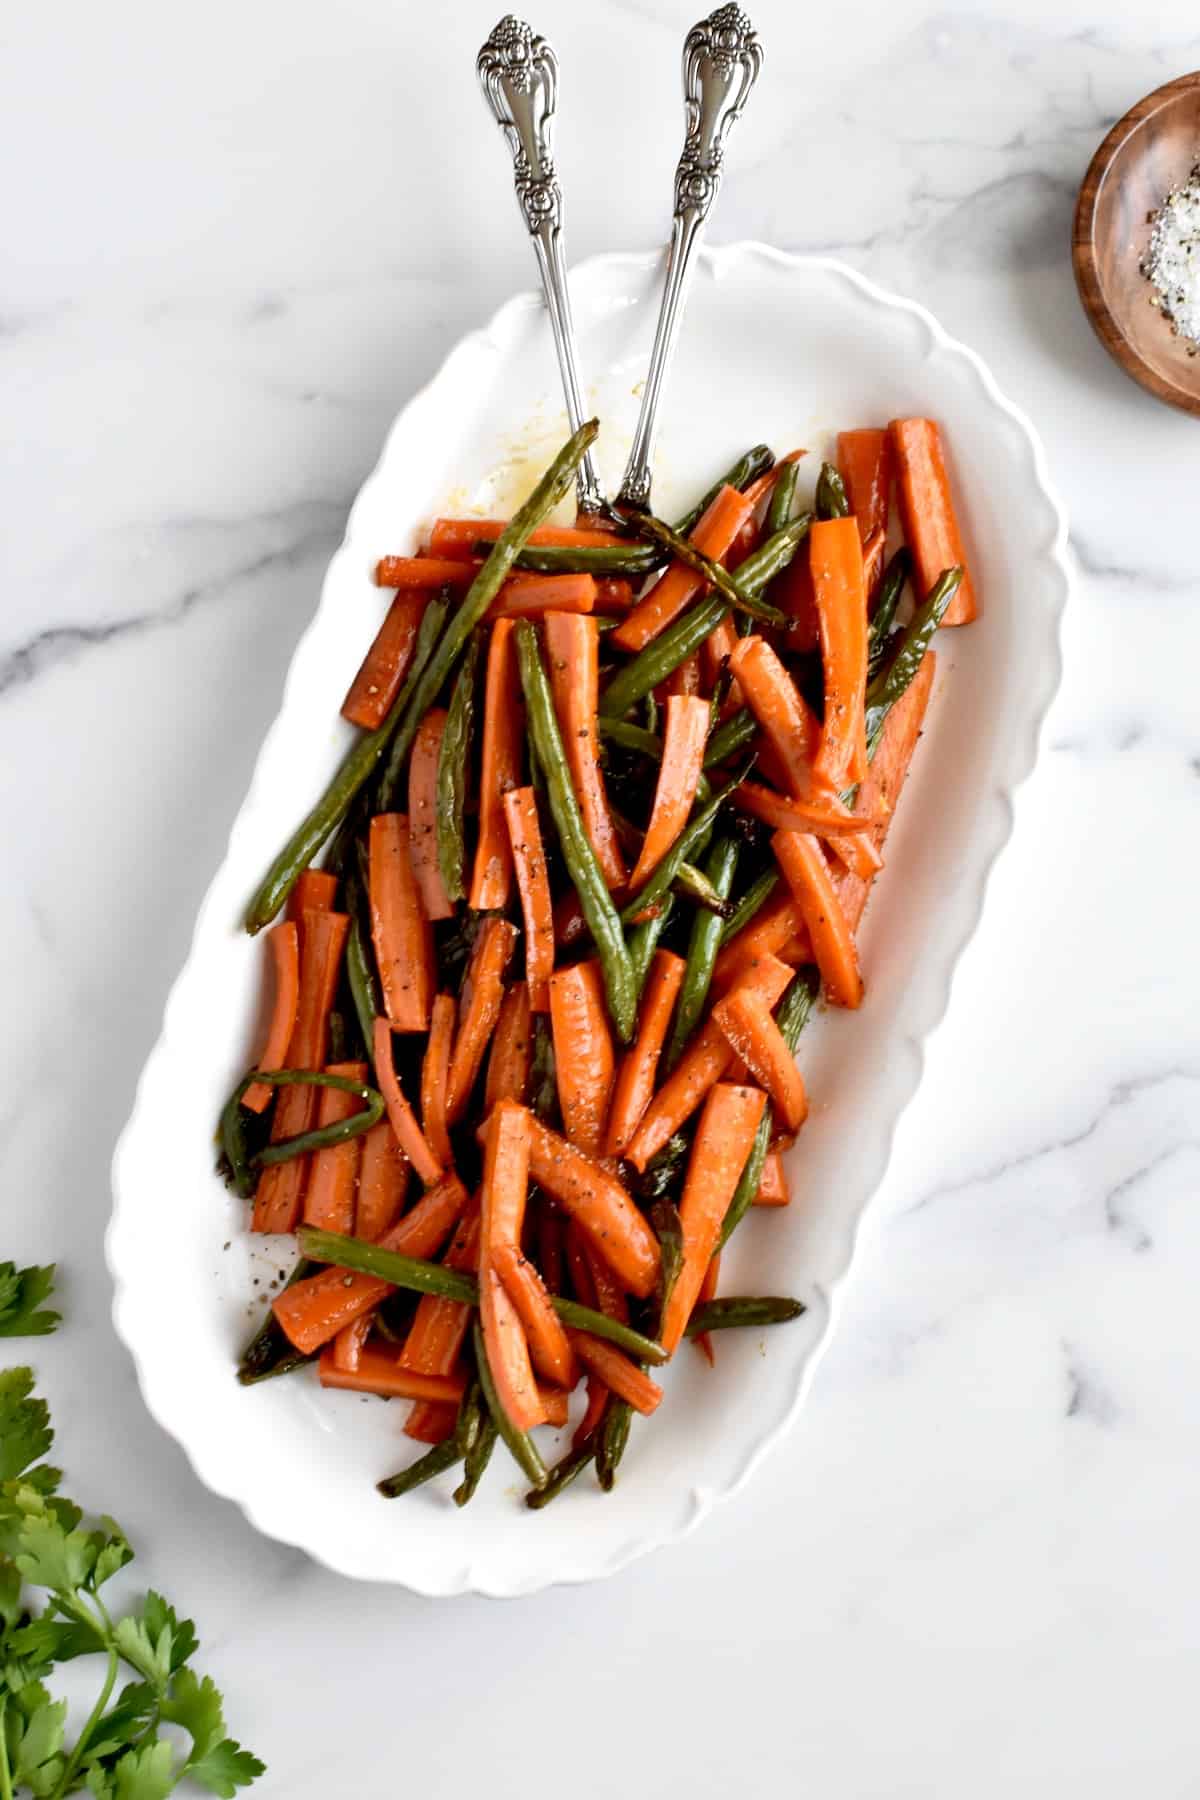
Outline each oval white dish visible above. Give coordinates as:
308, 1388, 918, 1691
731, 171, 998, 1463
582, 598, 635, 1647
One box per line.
109, 245, 1069, 1598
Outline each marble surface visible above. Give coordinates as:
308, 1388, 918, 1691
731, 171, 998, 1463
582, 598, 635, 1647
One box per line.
4, 0, 1200, 1791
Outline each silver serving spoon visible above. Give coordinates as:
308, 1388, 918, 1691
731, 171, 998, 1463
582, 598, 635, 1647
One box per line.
477, 17, 604, 516
617, 6, 763, 511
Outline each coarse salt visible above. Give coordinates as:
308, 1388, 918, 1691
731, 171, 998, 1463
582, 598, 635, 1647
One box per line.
1142, 161, 1200, 353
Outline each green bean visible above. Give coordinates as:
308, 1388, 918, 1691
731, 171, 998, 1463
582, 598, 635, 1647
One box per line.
218, 1084, 259, 1199
251, 1071, 384, 1168
236, 1260, 317, 1385
596, 1399, 631, 1493
672, 859, 732, 918
632, 1133, 691, 1208
673, 444, 774, 537
529, 1015, 558, 1125
344, 898, 381, 1073
685, 1296, 806, 1335
525, 1436, 601, 1509
499, 541, 667, 577
627, 892, 675, 996
642, 691, 659, 736
619, 759, 752, 927
865, 566, 962, 748
703, 706, 756, 770
245, 595, 449, 934
453, 1411, 498, 1507
436, 630, 481, 903
718, 968, 819, 1249
597, 1200, 683, 1491
598, 717, 663, 759
718, 865, 780, 946
766, 457, 800, 536
297, 1227, 479, 1302
552, 1300, 668, 1366
614, 508, 786, 628
515, 620, 637, 1041
473, 1320, 547, 1489
867, 547, 911, 679
669, 836, 738, 1065
377, 1436, 462, 1498
327, 1010, 350, 1064
455, 1374, 486, 1460
729, 511, 813, 594
815, 460, 849, 520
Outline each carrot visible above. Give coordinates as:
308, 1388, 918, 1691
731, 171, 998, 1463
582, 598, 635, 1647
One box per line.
369, 814, 434, 1031
700, 616, 744, 710
564, 1218, 598, 1308
733, 779, 875, 838
342, 591, 428, 730
429, 518, 619, 559
545, 612, 627, 892
479, 1258, 545, 1433
660, 1083, 767, 1353
612, 484, 757, 652
420, 994, 456, 1171
605, 948, 688, 1156
574, 1373, 609, 1449
400, 1203, 481, 1377
303, 1060, 370, 1232
480, 1097, 533, 1256
469, 618, 522, 911
727, 634, 832, 802
538, 1207, 565, 1296
538, 1385, 570, 1428
286, 868, 338, 921
810, 517, 869, 786
374, 556, 478, 589
835, 652, 936, 933
504, 788, 555, 1012
712, 989, 809, 1133
754, 1150, 791, 1206
252, 908, 350, 1234
318, 1346, 466, 1405
330, 1311, 373, 1374
580, 1235, 629, 1326
548, 961, 616, 1157
837, 429, 894, 546
526, 1115, 661, 1298
623, 952, 794, 1172
445, 917, 519, 1125
593, 577, 634, 616
659, 650, 703, 701
713, 890, 808, 987
773, 538, 819, 652
889, 418, 976, 624
485, 981, 533, 1110
862, 527, 885, 598
372, 1016, 444, 1186
241, 921, 300, 1112
355, 1118, 409, 1239
408, 710, 455, 921
627, 694, 710, 890
553, 889, 588, 949
404, 1400, 460, 1444
491, 573, 596, 620
773, 830, 863, 1008
569, 1333, 663, 1415
493, 1243, 578, 1388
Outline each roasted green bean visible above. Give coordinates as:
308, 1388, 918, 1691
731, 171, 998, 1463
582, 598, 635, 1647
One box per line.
377, 1436, 462, 1498
473, 1320, 547, 1489
669, 835, 739, 1065
685, 1296, 806, 1335
815, 460, 849, 520
673, 444, 774, 537
619, 759, 752, 927
614, 508, 787, 628
719, 865, 781, 946
436, 630, 481, 903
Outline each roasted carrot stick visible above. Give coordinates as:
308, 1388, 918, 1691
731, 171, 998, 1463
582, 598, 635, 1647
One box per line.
526, 1115, 661, 1298
408, 710, 455, 922
545, 612, 626, 892
810, 517, 869, 786
445, 918, 519, 1124
252, 908, 350, 1234
773, 830, 863, 1008
574, 1373, 609, 1449
481, 1098, 532, 1255
318, 1346, 466, 1405
593, 577, 634, 616
773, 538, 819, 652
660, 1083, 767, 1354
479, 1259, 545, 1433
372, 1016, 444, 1186
548, 961, 616, 1157
484, 981, 533, 1112
580, 1234, 629, 1326
493, 1243, 578, 1389
504, 788, 555, 1012
355, 1118, 409, 1239
469, 617, 523, 912
613, 485, 757, 652
491, 573, 597, 620
837, 429, 894, 546
726, 634, 832, 802
569, 1333, 663, 1415
429, 518, 619, 559
733, 780, 875, 837
242, 921, 300, 1112
538, 1206, 566, 1296
564, 1218, 598, 1308
303, 1060, 370, 1232
658, 650, 703, 701
342, 591, 428, 730
627, 694, 710, 890
404, 1400, 460, 1443
400, 1203, 482, 1377
420, 993, 456, 1171
369, 814, 434, 1031
862, 527, 885, 597
605, 948, 688, 1157
330, 1310, 374, 1374
889, 418, 976, 624
713, 890, 809, 987
835, 653, 936, 934
538, 1385, 570, 1428
374, 556, 479, 589
286, 869, 338, 921
712, 989, 808, 1133
754, 1149, 791, 1206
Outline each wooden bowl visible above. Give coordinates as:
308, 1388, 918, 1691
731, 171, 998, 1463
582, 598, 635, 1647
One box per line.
1073, 72, 1200, 418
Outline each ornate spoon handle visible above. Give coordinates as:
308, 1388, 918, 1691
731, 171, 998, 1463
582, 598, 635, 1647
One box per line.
478, 17, 604, 515
617, 7, 763, 511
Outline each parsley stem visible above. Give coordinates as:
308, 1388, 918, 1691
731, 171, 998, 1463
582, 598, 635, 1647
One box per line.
0, 1698, 14, 1800
49, 1644, 119, 1800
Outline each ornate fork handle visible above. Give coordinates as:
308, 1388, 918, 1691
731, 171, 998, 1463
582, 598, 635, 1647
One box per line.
618, 6, 763, 510
478, 17, 604, 515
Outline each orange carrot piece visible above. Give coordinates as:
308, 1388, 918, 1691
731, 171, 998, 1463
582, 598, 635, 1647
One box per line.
429, 518, 618, 559
317, 1346, 465, 1405
252, 908, 350, 1234
574, 1373, 609, 1449
526, 1116, 661, 1298
553, 889, 588, 949
493, 1242, 578, 1389
479, 1258, 545, 1432
382, 1169, 469, 1256
420, 994, 456, 1171
564, 1219, 598, 1308
538, 1385, 570, 1428
836, 653, 936, 933
658, 650, 703, 702
660, 1083, 767, 1354
713, 890, 809, 987
774, 830, 863, 1008
469, 618, 522, 911
754, 1150, 791, 1206
862, 527, 885, 598
372, 1016, 444, 1186
700, 616, 744, 710
370, 814, 434, 1031
605, 948, 688, 1156
286, 868, 338, 921
373, 556, 478, 590
569, 1332, 663, 1415
548, 961, 616, 1157
712, 989, 808, 1133
810, 517, 869, 786
580, 1236, 629, 1326
485, 981, 533, 1110
545, 612, 627, 892
355, 1118, 409, 1240
627, 694, 710, 890
480, 1097, 533, 1256
242, 921, 300, 1112
734, 779, 875, 837
889, 418, 976, 624
303, 1060, 369, 1232
837, 429, 894, 545
538, 1207, 566, 1296
504, 788, 555, 1012
400, 1204, 482, 1377
408, 709, 455, 921
331, 1310, 374, 1374
593, 577, 634, 616
692, 1252, 721, 1365
445, 918, 519, 1125
342, 591, 428, 730
613, 484, 757, 652
727, 634, 832, 802
404, 1399, 460, 1444
491, 573, 596, 621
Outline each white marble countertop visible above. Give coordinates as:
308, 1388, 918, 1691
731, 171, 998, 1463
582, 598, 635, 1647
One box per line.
5, 0, 1200, 1791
